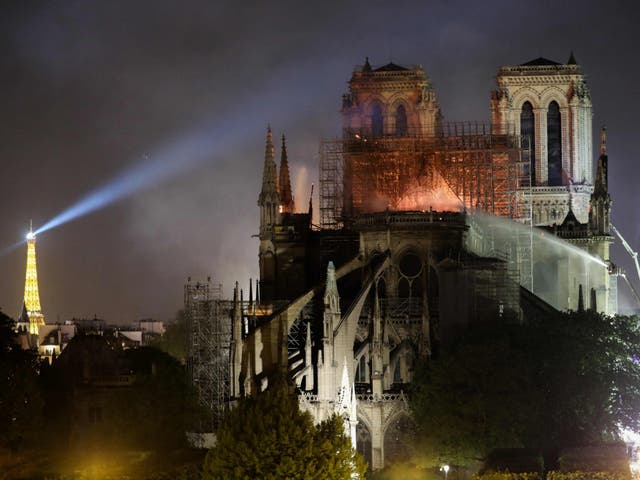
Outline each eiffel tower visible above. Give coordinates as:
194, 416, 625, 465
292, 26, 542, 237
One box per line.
23, 221, 45, 335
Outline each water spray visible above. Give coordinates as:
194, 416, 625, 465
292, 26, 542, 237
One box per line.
471, 210, 607, 267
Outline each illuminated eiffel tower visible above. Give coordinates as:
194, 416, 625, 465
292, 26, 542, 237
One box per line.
23, 222, 45, 335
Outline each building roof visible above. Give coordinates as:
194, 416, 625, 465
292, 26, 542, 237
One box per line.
374, 62, 409, 72
545, 209, 591, 239
559, 208, 581, 228
520, 57, 561, 66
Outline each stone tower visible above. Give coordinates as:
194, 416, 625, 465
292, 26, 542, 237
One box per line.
491, 54, 593, 225
341, 57, 441, 137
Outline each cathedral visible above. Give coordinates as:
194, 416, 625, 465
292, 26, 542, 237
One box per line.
188, 54, 616, 469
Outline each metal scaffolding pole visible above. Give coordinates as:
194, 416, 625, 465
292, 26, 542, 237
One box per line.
185, 278, 231, 431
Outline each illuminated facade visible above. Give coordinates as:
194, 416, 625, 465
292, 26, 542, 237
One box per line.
491, 54, 594, 225
23, 227, 45, 335
204, 55, 617, 470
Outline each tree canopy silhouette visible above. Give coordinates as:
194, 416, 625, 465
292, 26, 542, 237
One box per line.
411, 311, 640, 467
203, 377, 366, 479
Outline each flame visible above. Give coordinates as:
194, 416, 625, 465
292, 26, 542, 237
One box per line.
396, 185, 463, 212
356, 165, 463, 213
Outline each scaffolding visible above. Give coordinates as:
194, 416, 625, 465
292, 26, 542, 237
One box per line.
185, 278, 231, 431
320, 123, 533, 289
320, 123, 531, 228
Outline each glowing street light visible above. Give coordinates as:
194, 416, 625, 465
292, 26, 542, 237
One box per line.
441, 464, 450, 480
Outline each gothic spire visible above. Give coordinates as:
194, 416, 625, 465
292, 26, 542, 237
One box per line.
578, 284, 585, 312
363, 56, 372, 72
568, 51, 577, 65
324, 261, 339, 307
259, 126, 278, 203
590, 125, 611, 236
258, 126, 280, 236
594, 126, 609, 197
323, 261, 340, 342
279, 134, 295, 213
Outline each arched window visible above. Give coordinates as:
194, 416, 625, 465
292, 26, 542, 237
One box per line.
520, 102, 536, 185
396, 105, 408, 136
371, 103, 384, 137
393, 360, 401, 383
547, 101, 562, 186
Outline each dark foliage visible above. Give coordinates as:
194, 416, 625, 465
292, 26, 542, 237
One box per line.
203, 376, 366, 479
0, 311, 42, 452
150, 310, 187, 362
411, 311, 640, 467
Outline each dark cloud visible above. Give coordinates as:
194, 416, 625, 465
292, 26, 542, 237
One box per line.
1, 0, 639, 321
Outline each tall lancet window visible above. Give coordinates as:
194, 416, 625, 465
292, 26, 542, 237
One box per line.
396, 105, 408, 136
547, 101, 562, 186
520, 101, 536, 185
371, 103, 384, 137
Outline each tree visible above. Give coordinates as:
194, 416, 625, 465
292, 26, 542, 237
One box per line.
203, 377, 366, 479
411, 320, 542, 468
150, 310, 187, 362
0, 311, 43, 452
411, 312, 640, 468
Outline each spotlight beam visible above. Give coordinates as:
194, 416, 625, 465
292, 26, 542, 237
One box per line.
30, 54, 335, 237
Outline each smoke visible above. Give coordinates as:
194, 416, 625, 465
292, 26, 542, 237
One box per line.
292, 165, 310, 214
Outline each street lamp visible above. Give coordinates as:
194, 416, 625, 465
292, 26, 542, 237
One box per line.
442, 464, 450, 480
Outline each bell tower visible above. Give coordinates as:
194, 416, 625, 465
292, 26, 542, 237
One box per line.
491, 53, 593, 225
341, 57, 441, 138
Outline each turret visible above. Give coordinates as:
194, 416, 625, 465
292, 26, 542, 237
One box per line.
318, 261, 341, 401
323, 261, 340, 342
371, 285, 384, 395
304, 321, 314, 390
231, 282, 243, 398
589, 126, 611, 235
279, 134, 295, 214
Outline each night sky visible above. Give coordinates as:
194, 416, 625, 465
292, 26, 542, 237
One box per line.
1, 1, 639, 323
